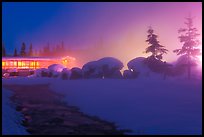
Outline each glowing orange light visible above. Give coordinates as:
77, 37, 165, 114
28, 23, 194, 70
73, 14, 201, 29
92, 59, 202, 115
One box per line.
18, 62, 22, 66
36, 62, 39, 66
14, 61, 17, 66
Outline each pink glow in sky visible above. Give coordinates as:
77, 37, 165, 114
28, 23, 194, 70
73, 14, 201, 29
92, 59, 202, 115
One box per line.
4, 2, 202, 68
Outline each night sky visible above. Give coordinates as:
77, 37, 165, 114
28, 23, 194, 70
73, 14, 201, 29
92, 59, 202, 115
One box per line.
2, 2, 202, 65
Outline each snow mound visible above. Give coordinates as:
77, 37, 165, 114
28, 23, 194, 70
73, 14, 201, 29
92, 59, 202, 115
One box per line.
123, 70, 138, 79
97, 57, 123, 71
82, 57, 124, 79
48, 64, 66, 72
82, 61, 103, 78
127, 57, 151, 77
70, 67, 83, 79
60, 68, 71, 80
35, 68, 50, 77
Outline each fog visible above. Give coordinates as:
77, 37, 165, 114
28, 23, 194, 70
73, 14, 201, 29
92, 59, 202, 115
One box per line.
3, 2, 202, 69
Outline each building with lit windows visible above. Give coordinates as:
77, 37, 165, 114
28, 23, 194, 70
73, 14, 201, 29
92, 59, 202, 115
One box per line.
2, 56, 76, 71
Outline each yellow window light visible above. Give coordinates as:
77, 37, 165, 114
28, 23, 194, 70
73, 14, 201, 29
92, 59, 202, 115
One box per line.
14, 61, 17, 66
18, 62, 22, 66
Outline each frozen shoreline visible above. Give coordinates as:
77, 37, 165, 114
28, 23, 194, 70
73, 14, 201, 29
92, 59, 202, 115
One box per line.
2, 77, 202, 135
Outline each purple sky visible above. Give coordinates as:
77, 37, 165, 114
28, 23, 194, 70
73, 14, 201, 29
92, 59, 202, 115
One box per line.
2, 2, 202, 66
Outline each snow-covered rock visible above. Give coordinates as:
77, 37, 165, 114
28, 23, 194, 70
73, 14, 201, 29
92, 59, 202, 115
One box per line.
82, 61, 103, 79
60, 68, 71, 80
108, 70, 123, 79
97, 57, 123, 71
82, 57, 124, 79
97, 57, 124, 79
48, 64, 66, 72
123, 70, 138, 79
128, 57, 151, 77
48, 64, 66, 78
70, 67, 83, 79
35, 68, 50, 77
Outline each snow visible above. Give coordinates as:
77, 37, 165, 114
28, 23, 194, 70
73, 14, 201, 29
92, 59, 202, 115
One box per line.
2, 74, 202, 135
82, 57, 124, 78
59, 68, 71, 79
48, 64, 66, 72
34, 68, 49, 77
127, 57, 152, 77
97, 57, 124, 70
2, 88, 29, 135
70, 67, 83, 79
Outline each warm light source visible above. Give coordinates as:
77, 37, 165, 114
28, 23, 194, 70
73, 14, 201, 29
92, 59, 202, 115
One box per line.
198, 55, 202, 63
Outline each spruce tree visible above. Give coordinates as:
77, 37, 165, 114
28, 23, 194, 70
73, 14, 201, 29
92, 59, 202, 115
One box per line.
20, 42, 26, 56
173, 15, 201, 79
145, 26, 168, 60
29, 43, 33, 56
14, 48, 18, 57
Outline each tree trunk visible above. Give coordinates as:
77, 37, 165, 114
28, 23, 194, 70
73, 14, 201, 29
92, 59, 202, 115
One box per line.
187, 53, 191, 80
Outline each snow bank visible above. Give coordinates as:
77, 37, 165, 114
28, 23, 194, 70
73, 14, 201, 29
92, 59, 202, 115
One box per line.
59, 68, 71, 80
2, 88, 29, 135
48, 64, 66, 72
82, 61, 102, 78
127, 57, 152, 77
82, 57, 124, 79
2, 68, 202, 135
50, 78, 202, 135
2, 77, 53, 85
70, 67, 83, 79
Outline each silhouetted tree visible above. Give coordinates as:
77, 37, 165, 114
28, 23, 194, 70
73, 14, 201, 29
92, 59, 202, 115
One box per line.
34, 49, 38, 56
20, 42, 26, 56
145, 26, 168, 60
14, 48, 18, 57
2, 43, 6, 57
29, 43, 33, 56
173, 15, 201, 79
42, 43, 51, 56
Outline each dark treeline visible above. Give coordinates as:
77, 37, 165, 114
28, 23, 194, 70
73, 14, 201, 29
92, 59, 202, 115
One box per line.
2, 41, 72, 58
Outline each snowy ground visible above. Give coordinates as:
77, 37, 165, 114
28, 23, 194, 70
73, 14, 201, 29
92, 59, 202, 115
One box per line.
2, 76, 202, 135
2, 87, 29, 135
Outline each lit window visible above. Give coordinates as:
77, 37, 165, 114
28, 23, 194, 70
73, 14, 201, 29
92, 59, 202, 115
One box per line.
6, 62, 9, 66
14, 61, 17, 66
18, 62, 22, 66
2, 62, 5, 67
22, 61, 25, 66
36, 62, 39, 66
30, 62, 34, 66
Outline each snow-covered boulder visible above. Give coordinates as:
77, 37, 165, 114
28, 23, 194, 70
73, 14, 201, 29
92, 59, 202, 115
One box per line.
128, 57, 151, 77
123, 70, 138, 79
82, 57, 124, 79
60, 68, 71, 80
108, 70, 123, 79
97, 57, 124, 78
35, 68, 50, 77
82, 61, 103, 79
48, 64, 66, 78
70, 67, 83, 79
48, 64, 66, 72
